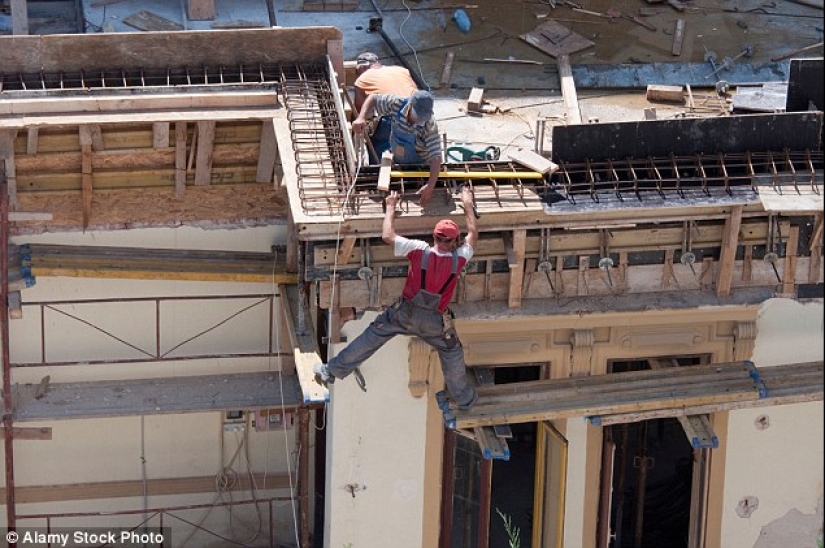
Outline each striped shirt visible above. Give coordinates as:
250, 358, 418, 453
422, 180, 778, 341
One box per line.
372, 94, 442, 163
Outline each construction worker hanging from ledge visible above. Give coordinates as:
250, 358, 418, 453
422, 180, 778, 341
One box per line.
352, 90, 443, 207
314, 187, 479, 411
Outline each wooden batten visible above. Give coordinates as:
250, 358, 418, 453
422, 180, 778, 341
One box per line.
194, 121, 216, 185
78, 126, 95, 228
175, 122, 188, 197
152, 122, 170, 149
504, 230, 527, 308
257, 118, 279, 185
782, 226, 800, 296
716, 205, 743, 296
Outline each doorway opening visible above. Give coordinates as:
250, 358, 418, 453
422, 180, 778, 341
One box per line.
600, 357, 709, 548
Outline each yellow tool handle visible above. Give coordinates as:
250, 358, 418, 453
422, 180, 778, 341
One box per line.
389, 170, 544, 179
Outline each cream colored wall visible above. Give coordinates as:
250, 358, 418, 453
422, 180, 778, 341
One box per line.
719, 298, 824, 548
324, 312, 430, 548
2, 226, 303, 543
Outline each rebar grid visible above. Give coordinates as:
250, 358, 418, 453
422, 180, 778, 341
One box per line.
0, 63, 282, 93
280, 64, 351, 215
555, 149, 823, 204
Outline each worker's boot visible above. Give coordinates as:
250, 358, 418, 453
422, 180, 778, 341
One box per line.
313, 363, 334, 387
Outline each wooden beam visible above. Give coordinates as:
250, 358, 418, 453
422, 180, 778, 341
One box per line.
282, 285, 328, 404
455, 361, 768, 429
174, 122, 188, 197
0, 129, 18, 210
152, 122, 170, 148
557, 55, 582, 125
256, 118, 279, 184
0, 473, 291, 504
781, 225, 800, 296
440, 51, 456, 87
336, 235, 358, 266
11, 0, 28, 35
671, 19, 685, 56
78, 126, 94, 228
503, 230, 526, 308
26, 127, 38, 155
194, 121, 216, 185
716, 205, 743, 297
0, 427, 51, 440
648, 359, 718, 448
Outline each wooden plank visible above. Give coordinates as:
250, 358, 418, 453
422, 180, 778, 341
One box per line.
1, 472, 291, 504
78, 126, 94, 228
467, 87, 485, 112
123, 11, 184, 32
440, 52, 456, 87
0, 28, 342, 75
503, 147, 559, 174
282, 285, 328, 404
557, 55, 582, 125
336, 235, 358, 266
174, 122, 188, 197
194, 121, 216, 185
520, 21, 594, 58
377, 150, 393, 192
187, 0, 216, 21
14, 371, 303, 421
256, 118, 278, 184
649, 358, 718, 448
646, 84, 684, 103
782, 225, 800, 295
0, 92, 280, 117
11, 0, 28, 35
0, 427, 51, 440
716, 205, 743, 297
0, 129, 18, 209
152, 122, 170, 149
26, 127, 38, 155
504, 229, 526, 308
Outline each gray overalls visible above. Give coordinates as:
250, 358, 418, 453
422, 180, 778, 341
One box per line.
326, 249, 477, 407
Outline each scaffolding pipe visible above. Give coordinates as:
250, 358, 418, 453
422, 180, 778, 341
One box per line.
1, 179, 17, 530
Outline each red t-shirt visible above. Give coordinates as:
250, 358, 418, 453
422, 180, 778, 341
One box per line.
395, 236, 473, 312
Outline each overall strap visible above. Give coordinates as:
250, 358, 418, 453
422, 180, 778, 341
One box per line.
421, 249, 458, 295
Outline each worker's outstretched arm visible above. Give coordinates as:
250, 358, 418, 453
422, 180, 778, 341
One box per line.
417, 156, 442, 207
460, 186, 478, 249
382, 190, 400, 246
352, 94, 377, 135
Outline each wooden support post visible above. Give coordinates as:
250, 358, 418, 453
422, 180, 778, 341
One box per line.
717, 205, 742, 296
336, 235, 358, 266
285, 209, 298, 273
174, 122, 188, 197
781, 226, 799, 296
742, 245, 753, 282
328, 274, 341, 344
408, 339, 431, 398
26, 128, 38, 155
648, 359, 718, 449
504, 230, 526, 308
152, 122, 170, 149
557, 55, 582, 125
699, 256, 714, 290
577, 256, 590, 296
256, 119, 279, 184
662, 249, 677, 288
194, 121, 216, 185
78, 126, 95, 228
0, 130, 18, 210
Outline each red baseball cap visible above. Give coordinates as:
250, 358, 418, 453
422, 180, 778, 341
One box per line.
434, 219, 459, 240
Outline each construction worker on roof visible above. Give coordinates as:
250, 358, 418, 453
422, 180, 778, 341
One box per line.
353, 52, 418, 165
314, 187, 479, 412
352, 90, 443, 207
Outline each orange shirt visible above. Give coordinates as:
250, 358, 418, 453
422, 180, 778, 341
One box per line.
354, 65, 417, 98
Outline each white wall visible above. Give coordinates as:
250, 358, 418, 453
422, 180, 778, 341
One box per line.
324, 312, 430, 548
2, 225, 303, 544
720, 298, 824, 548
